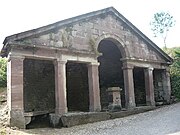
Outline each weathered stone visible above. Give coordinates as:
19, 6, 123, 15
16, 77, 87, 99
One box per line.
9, 110, 26, 129
49, 113, 62, 128
109, 106, 155, 119
61, 112, 110, 127
107, 87, 122, 112
108, 104, 121, 112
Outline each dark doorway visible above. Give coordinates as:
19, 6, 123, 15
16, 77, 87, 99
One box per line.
66, 62, 89, 112
133, 67, 146, 106
23, 59, 55, 112
97, 39, 125, 109
153, 69, 164, 102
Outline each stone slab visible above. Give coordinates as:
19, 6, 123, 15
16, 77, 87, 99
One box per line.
61, 112, 110, 127
110, 106, 155, 119
50, 106, 156, 128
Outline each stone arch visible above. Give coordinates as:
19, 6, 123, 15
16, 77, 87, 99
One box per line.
96, 33, 127, 109
96, 33, 129, 58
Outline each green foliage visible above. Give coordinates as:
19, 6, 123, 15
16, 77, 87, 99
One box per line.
171, 75, 180, 100
165, 47, 180, 99
150, 12, 176, 48
0, 58, 7, 87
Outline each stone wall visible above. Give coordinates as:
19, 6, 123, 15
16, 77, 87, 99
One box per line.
23, 59, 55, 112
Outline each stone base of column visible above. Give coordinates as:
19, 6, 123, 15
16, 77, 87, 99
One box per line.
55, 107, 68, 115
89, 106, 101, 112
9, 110, 26, 129
126, 102, 136, 110
9, 110, 32, 129
146, 101, 155, 106
49, 113, 62, 128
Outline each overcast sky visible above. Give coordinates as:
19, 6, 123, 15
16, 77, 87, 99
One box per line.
0, 0, 179, 50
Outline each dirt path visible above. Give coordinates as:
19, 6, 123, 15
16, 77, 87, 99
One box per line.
1, 103, 180, 135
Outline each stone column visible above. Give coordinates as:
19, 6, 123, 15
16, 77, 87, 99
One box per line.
8, 55, 26, 128
162, 69, 171, 104
122, 65, 136, 109
144, 68, 155, 106
88, 62, 101, 112
54, 60, 67, 114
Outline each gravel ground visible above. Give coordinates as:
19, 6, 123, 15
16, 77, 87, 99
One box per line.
1, 102, 180, 135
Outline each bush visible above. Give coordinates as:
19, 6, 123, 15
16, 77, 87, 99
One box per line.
0, 58, 7, 87
171, 75, 180, 100
168, 48, 180, 100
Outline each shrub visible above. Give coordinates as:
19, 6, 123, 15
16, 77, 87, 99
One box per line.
0, 58, 7, 87
169, 48, 180, 100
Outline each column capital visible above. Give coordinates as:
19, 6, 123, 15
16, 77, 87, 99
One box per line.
8, 54, 25, 61
122, 62, 134, 70
122, 65, 134, 70
54, 59, 67, 65
145, 67, 154, 71
88, 62, 100, 66
148, 67, 154, 71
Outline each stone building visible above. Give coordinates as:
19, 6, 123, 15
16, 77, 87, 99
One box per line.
0, 7, 172, 128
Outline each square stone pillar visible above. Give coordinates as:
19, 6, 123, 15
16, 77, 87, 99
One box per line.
122, 65, 136, 109
107, 87, 122, 112
144, 68, 155, 106
88, 62, 101, 112
7, 55, 26, 128
54, 60, 68, 114
162, 69, 171, 104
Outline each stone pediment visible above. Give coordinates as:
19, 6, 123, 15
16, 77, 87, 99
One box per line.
1, 7, 172, 64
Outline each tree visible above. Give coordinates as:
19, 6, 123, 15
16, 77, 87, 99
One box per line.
150, 12, 175, 48
0, 58, 7, 87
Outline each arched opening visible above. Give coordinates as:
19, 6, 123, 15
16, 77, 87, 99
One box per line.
97, 39, 125, 110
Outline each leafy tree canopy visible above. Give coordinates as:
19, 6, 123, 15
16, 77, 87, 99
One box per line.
150, 12, 176, 48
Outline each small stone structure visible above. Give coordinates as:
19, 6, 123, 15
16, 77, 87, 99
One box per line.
0, 7, 172, 128
107, 87, 122, 112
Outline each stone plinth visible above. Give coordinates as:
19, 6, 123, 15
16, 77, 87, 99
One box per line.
107, 87, 122, 112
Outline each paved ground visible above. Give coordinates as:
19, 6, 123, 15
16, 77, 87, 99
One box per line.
1, 102, 180, 135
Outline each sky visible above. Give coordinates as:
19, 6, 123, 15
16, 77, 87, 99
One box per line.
0, 0, 180, 50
